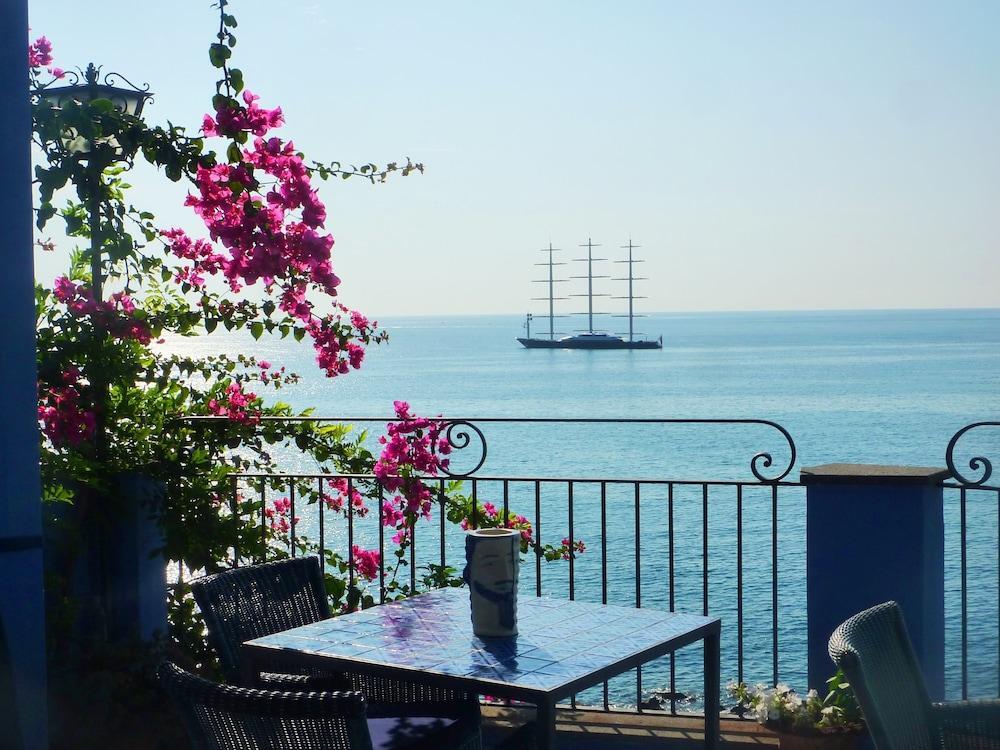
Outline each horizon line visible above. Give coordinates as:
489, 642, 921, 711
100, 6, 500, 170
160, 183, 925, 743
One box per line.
358, 305, 1000, 319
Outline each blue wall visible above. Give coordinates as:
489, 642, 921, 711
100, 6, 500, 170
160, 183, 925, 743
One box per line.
0, 3, 49, 746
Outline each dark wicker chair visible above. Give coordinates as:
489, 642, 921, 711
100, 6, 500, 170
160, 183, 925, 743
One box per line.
829, 601, 1000, 749
158, 661, 482, 750
190, 557, 482, 735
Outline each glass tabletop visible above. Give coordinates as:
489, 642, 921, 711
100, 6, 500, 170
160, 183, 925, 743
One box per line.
246, 587, 718, 695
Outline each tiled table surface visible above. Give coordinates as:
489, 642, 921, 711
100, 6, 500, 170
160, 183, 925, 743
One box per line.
244, 586, 721, 749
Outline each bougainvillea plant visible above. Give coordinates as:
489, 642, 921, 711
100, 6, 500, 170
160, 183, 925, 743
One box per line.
30, 1, 582, 671
257, 400, 586, 614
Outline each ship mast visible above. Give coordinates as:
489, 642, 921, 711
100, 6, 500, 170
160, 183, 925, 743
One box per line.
612, 237, 648, 342
571, 238, 609, 334
531, 242, 566, 340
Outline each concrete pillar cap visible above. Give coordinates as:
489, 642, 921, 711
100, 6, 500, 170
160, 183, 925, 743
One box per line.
800, 463, 950, 485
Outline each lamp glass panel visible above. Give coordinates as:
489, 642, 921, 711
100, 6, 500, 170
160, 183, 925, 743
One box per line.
38, 85, 146, 117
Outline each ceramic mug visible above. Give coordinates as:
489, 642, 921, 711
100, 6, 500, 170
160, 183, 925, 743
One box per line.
463, 528, 520, 637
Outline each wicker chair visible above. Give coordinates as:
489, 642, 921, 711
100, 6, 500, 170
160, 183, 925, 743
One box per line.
829, 601, 1000, 749
190, 557, 482, 738
159, 661, 482, 750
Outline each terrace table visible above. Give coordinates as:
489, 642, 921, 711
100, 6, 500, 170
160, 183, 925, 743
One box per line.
242, 587, 721, 750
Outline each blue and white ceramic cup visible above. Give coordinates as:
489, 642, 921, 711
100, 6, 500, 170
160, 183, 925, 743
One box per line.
463, 528, 520, 637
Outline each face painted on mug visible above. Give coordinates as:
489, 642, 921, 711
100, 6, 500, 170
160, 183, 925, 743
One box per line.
469, 539, 518, 596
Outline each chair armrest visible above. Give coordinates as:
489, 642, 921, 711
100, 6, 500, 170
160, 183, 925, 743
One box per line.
257, 671, 351, 692
158, 661, 368, 720
933, 700, 1000, 749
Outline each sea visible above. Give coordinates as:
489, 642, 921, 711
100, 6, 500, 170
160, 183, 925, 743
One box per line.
163, 308, 1000, 708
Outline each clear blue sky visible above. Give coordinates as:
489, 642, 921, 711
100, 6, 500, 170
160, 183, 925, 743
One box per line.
31, 1, 1000, 316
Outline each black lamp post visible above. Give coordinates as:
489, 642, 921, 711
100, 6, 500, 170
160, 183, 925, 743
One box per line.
34, 65, 156, 643
35, 64, 152, 459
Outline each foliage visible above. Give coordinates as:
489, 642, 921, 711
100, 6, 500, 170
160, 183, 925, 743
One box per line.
727, 670, 864, 736
238, 404, 587, 613
444, 487, 586, 562
29, 2, 581, 678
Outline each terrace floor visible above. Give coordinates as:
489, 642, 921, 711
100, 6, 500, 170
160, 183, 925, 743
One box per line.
481, 706, 779, 748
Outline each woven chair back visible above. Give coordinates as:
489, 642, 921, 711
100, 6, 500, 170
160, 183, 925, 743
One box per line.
191, 556, 331, 683
829, 601, 935, 750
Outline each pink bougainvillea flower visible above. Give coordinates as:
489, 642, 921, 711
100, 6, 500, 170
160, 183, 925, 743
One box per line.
38, 371, 96, 447
351, 545, 381, 581
206, 381, 262, 425
28, 36, 53, 68
163, 91, 379, 381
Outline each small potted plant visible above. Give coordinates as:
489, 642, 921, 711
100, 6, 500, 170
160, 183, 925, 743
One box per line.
727, 670, 865, 749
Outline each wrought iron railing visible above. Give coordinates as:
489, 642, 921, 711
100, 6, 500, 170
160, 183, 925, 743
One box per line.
943, 421, 1000, 701
182, 416, 1000, 711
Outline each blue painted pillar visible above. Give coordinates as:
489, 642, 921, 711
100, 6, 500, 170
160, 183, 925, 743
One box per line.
0, 1, 49, 747
108, 475, 167, 642
803, 464, 947, 699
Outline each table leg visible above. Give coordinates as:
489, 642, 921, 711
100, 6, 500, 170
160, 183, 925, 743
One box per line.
704, 628, 721, 749
535, 698, 558, 750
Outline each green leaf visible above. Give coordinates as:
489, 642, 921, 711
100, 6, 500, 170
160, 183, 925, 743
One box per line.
293, 327, 306, 342
250, 322, 264, 340
36, 202, 56, 230
205, 318, 218, 333
89, 98, 115, 113
209, 43, 232, 68
62, 213, 83, 235
229, 68, 244, 94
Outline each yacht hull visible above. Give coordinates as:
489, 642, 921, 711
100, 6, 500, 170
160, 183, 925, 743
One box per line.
517, 336, 662, 350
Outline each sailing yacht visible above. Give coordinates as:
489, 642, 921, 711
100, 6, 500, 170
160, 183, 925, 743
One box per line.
517, 238, 663, 350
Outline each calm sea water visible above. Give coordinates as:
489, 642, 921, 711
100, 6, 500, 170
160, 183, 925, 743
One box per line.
165, 308, 1000, 706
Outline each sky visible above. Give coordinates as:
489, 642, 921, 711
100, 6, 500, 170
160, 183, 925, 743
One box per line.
30, 1, 1000, 316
